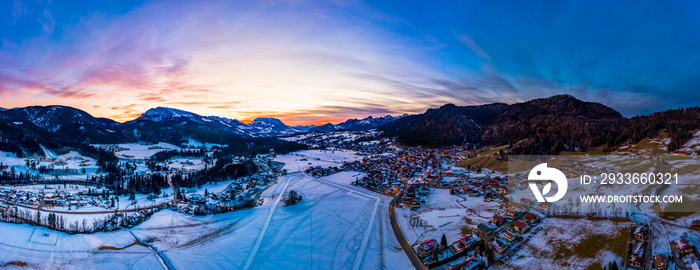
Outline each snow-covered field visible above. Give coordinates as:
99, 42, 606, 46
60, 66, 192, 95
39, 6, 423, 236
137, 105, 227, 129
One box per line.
497, 217, 633, 269
94, 142, 181, 160
0, 171, 412, 269
397, 188, 500, 249
274, 149, 362, 172
0, 223, 161, 269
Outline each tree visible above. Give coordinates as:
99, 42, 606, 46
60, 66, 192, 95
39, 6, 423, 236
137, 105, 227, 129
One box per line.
285, 190, 302, 206
440, 233, 448, 252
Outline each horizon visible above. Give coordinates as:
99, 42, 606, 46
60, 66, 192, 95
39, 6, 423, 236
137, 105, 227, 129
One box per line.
2, 93, 690, 126
2, 1, 700, 125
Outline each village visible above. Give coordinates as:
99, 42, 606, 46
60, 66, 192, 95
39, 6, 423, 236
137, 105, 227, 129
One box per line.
286, 131, 700, 270
0, 131, 698, 269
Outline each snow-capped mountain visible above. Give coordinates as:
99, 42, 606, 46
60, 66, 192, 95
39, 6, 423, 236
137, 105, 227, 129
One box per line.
0, 105, 127, 143
238, 117, 300, 137
336, 115, 404, 131
0, 105, 402, 147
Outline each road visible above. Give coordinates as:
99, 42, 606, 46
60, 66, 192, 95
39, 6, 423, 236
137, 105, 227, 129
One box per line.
389, 187, 428, 270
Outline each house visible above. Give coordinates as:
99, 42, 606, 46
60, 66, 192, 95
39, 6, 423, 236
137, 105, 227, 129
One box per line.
448, 256, 478, 270
634, 226, 647, 241
524, 212, 537, 224
539, 202, 551, 208
492, 214, 505, 226
505, 209, 518, 218
519, 198, 532, 205
513, 220, 528, 233
630, 242, 645, 268
503, 231, 515, 242
477, 223, 493, 235
692, 220, 700, 230
654, 254, 668, 270
491, 238, 508, 254
451, 234, 476, 253
675, 237, 695, 255
673, 150, 689, 156
419, 239, 438, 254
510, 202, 524, 210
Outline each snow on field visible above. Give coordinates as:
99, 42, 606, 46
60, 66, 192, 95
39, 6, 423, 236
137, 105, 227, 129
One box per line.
274, 149, 362, 172
679, 130, 700, 154
181, 138, 226, 149
54, 151, 99, 172
497, 217, 633, 269
0, 151, 25, 167
131, 172, 411, 270
103, 143, 181, 160
397, 188, 500, 248
0, 172, 412, 269
0, 223, 161, 269
167, 157, 208, 171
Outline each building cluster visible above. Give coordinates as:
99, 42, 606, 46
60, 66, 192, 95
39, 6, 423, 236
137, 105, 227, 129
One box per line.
444, 175, 511, 201
417, 233, 481, 268
342, 147, 461, 195
476, 203, 543, 261
629, 225, 649, 269
0, 188, 115, 209
171, 157, 281, 216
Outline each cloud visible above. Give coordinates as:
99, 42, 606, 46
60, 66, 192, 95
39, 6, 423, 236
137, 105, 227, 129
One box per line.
39, 8, 55, 34
456, 34, 491, 61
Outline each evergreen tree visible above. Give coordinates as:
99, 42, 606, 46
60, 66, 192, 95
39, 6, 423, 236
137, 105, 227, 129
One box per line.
440, 234, 448, 252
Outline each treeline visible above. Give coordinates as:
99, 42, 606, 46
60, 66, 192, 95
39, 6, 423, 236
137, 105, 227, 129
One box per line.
151, 149, 210, 163
215, 138, 307, 157
0, 170, 45, 183
0, 207, 140, 234
90, 157, 259, 195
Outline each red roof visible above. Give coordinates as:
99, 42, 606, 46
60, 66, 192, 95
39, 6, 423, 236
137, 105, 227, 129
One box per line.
493, 214, 504, 222
525, 213, 536, 221
514, 220, 527, 230
504, 231, 514, 240
421, 239, 438, 250
677, 237, 692, 250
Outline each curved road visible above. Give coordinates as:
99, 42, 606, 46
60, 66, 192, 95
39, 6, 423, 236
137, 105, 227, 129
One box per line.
389, 188, 427, 270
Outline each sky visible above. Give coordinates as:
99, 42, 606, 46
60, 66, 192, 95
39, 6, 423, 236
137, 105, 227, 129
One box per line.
1, 0, 699, 125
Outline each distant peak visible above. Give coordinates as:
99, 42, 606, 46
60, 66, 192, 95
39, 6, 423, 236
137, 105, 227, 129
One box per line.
251, 117, 285, 125
139, 107, 200, 121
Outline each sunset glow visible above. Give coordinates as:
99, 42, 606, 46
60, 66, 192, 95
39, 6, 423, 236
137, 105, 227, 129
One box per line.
2, 0, 699, 125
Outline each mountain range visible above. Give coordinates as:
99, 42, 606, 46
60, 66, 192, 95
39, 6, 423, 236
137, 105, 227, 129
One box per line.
381, 94, 700, 154
1, 94, 699, 157
0, 105, 404, 156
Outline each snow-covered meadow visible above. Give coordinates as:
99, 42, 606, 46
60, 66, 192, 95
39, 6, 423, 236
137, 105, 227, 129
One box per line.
0, 171, 413, 269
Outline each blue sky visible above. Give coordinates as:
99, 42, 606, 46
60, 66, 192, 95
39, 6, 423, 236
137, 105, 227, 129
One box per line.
1, 0, 699, 124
